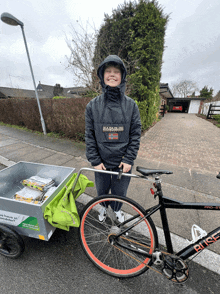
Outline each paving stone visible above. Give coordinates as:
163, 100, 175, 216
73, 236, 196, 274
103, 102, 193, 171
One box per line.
139, 113, 220, 174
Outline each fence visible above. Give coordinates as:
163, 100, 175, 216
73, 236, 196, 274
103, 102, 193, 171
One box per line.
207, 104, 220, 119
159, 104, 165, 117
201, 101, 220, 117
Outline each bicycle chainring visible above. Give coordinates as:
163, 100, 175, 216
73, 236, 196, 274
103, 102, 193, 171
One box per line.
162, 255, 189, 283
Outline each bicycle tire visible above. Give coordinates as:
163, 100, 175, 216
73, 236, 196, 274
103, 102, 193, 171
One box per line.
79, 195, 158, 278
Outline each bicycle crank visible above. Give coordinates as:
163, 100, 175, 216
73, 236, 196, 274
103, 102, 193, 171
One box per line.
162, 255, 189, 283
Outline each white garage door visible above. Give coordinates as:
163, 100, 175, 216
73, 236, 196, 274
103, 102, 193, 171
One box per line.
188, 100, 200, 114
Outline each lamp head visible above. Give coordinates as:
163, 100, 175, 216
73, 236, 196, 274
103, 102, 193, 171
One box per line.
1, 12, 23, 26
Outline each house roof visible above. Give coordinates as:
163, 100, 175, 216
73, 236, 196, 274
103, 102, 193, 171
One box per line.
0, 87, 36, 99
36, 83, 54, 98
37, 82, 89, 98
159, 83, 174, 99
167, 97, 207, 101
0, 83, 89, 99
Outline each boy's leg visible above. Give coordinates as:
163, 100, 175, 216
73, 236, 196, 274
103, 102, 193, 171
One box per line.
95, 171, 111, 207
110, 167, 132, 211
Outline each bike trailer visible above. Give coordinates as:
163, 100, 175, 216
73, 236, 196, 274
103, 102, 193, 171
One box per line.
0, 161, 75, 242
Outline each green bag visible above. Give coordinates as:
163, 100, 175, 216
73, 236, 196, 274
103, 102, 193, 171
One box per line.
44, 173, 94, 231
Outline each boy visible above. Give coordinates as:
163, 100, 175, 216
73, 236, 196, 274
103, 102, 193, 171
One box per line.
85, 55, 141, 222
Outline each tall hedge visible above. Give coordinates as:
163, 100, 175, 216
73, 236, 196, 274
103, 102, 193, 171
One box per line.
93, 0, 168, 129
0, 97, 91, 140
93, 1, 135, 71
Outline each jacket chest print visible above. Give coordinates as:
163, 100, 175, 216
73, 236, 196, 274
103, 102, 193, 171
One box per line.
102, 126, 125, 141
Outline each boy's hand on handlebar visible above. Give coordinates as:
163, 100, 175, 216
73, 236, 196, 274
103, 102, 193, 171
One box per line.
119, 162, 131, 173
94, 163, 106, 170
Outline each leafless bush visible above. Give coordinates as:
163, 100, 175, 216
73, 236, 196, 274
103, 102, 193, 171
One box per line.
66, 21, 98, 92
171, 80, 199, 97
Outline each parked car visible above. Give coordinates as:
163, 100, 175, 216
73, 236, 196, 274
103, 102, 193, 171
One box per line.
172, 106, 182, 111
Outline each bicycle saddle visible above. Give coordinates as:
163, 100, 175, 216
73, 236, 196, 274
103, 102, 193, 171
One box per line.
136, 166, 173, 176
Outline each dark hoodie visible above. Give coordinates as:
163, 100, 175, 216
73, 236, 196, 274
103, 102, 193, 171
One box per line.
85, 55, 141, 169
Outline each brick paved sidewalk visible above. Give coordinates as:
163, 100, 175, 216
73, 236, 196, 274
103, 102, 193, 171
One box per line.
138, 113, 220, 174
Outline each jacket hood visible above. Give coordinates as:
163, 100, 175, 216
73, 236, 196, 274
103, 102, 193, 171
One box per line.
97, 55, 127, 94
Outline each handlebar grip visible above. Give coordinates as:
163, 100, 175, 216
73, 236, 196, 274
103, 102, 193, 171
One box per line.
117, 168, 123, 181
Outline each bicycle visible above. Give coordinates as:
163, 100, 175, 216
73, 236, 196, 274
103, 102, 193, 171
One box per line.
77, 167, 220, 283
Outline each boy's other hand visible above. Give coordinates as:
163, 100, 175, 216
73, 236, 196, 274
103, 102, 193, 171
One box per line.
94, 163, 106, 170
119, 162, 131, 173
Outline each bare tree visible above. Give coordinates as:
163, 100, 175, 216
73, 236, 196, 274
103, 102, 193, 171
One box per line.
171, 80, 199, 98
213, 90, 220, 101
65, 21, 98, 92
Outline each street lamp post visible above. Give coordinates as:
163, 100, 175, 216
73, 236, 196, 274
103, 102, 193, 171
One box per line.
1, 12, 47, 135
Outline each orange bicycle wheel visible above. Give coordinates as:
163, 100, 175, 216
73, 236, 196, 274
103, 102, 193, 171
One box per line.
79, 195, 158, 278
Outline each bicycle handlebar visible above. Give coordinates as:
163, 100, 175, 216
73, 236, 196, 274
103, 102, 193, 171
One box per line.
72, 167, 219, 199
71, 167, 140, 194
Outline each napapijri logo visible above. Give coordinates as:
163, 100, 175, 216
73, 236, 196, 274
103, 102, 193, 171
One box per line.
103, 126, 124, 132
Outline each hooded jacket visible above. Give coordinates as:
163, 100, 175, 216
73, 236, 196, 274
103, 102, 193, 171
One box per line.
85, 55, 141, 169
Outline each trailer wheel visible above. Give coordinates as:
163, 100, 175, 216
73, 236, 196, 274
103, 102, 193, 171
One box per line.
0, 224, 25, 258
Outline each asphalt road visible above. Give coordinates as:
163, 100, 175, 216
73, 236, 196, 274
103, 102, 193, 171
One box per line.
0, 164, 219, 293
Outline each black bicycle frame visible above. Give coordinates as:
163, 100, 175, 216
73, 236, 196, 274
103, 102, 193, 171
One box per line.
74, 168, 220, 262
151, 195, 220, 260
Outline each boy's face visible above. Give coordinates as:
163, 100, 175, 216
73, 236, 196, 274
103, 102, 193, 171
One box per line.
104, 66, 121, 87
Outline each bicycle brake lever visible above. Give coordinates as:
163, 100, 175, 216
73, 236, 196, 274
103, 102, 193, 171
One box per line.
117, 168, 123, 181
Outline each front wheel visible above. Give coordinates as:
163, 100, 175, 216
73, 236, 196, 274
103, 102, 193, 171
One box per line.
79, 195, 158, 278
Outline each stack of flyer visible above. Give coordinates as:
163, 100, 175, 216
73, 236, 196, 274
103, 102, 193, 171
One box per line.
14, 176, 56, 204
14, 187, 44, 202
21, 176, 55, 191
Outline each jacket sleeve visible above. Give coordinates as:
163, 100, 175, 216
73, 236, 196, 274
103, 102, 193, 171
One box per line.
122, 102, 141, 165
85, 103, 102, 167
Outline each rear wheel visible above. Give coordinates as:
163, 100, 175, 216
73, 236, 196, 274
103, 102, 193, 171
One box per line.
79, 195, 158, 278
0, 224, 25, 258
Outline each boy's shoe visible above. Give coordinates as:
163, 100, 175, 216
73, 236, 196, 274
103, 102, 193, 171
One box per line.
98, 206, 107, 222
115, 210, 125, 223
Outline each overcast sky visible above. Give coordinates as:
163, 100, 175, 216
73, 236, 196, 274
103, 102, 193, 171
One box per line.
0, 0, 220, 95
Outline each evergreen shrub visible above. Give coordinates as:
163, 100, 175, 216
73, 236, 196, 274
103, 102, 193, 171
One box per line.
93, 0, 168, 130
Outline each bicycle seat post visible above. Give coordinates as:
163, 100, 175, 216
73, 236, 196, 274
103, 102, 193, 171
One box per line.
154, 176, 163, 199
155, 176, 160, 182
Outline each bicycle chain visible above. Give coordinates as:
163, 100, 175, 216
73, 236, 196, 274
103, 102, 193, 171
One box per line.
112, 235, 170, 277
112, 235, 188, 282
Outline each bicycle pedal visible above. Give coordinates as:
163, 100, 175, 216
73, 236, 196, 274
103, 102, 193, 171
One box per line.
189, 224, 207, 244
152, 251, 163, 266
